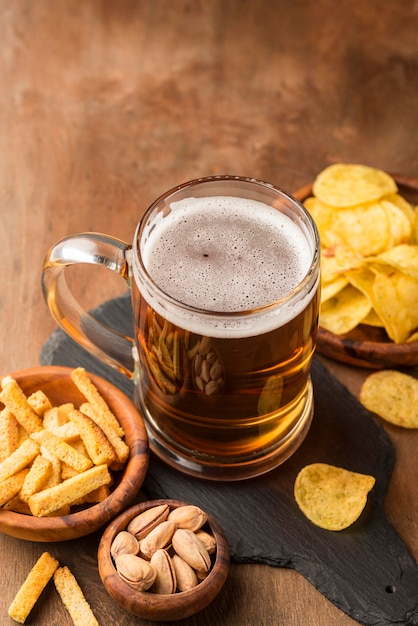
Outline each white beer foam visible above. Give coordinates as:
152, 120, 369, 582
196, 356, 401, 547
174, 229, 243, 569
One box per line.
136, 196, 317, 338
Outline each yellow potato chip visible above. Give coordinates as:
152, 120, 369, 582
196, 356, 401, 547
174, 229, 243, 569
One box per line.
345, 266, 375, 298
321, 275, 348, 303
412, 206, 418, 244
361, 308, 384, 327
330, 200, 403, 256
380, 199, 412, 248
384, 192, 415, 228
321, 246, 363, 284
360, 370, 418, 428
366, 244, 418, 279
294, 463, 376, 530
319, 284, 372, 335
304, 197, 335, 248
371, 269, 418, 343
312, 164, 397, 207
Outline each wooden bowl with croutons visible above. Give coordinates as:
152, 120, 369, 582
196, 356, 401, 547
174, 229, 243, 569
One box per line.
0, 365, 149, 541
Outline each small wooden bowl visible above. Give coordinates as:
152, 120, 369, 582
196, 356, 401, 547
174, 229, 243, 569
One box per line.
294, 173, 418, 369
98, 499, 230, 621
0, 366, 149, 541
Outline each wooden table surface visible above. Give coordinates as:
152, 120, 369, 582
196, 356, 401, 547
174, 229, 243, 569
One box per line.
1, 1, 417, 624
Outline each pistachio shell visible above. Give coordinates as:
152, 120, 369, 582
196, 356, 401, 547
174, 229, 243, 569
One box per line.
114, 553, 156, 591
110, 530, 139, 558
127, 504, 170, 540
172, 554, 199, 592
172, 528, 211, 572
195, 529, 217, 555
150, 549, 176, 594
168, 505, 208, 532
140, 520, 176, 560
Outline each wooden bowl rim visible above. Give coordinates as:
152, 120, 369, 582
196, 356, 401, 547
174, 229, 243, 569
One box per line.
294, 172, 418, 368
0, 365, 149, 541
98, 498, 230, 621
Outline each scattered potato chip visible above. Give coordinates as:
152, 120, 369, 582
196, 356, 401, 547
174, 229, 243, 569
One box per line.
294, 463, 375, 530
360, 370, 418, 428
312, 163, 398, 207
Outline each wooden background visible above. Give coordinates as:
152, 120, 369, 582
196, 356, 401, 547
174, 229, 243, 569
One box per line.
1, 1, 417, 625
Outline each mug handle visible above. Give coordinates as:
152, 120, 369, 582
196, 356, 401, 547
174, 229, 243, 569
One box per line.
41, 233, 135, 378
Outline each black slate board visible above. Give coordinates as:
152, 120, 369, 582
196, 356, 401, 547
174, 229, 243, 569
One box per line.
40, 293, 418, 626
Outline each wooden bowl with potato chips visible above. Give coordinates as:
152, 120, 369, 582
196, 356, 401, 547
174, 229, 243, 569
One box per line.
294, 166, 418, 368
0, 366, 149, 541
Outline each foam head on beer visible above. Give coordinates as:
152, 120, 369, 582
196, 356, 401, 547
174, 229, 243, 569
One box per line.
138, 195, 315, 337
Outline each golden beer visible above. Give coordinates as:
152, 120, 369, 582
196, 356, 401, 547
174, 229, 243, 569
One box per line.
131, 182, 320, 479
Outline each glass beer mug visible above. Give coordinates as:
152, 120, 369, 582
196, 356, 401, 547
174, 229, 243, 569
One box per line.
42, 176, 320, 480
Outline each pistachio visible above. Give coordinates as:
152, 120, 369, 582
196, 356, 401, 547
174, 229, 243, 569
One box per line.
150, 549, 177, 595
195, 529, 217, 555
168, 505, 208, 532
127, 504, 170, 540
195, 569, 210, 581
110, 530, 139, 558
191, 338, 224, 395
172, 528, 211, 572
172, 554, 199, 592
140, 520, 176, 560
114, 553, 156, 591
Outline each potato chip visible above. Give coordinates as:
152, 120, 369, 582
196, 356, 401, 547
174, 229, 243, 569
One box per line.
412, 206, 418, 244
303, 197, 335, 248
312, 163, 398, 207
360, 370, 418, 428
380, 199, 412, 247
371, 269, 418, 343
321, 275, 348, 303
321, 246, 363, 283
319, 284, 372, 334
385, 192, 416, 228
345, 266, 375, 296
360, 309, 384, 327
331, 199, 409, 256
366, 244, 418, 279
294, 463, 375, 530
